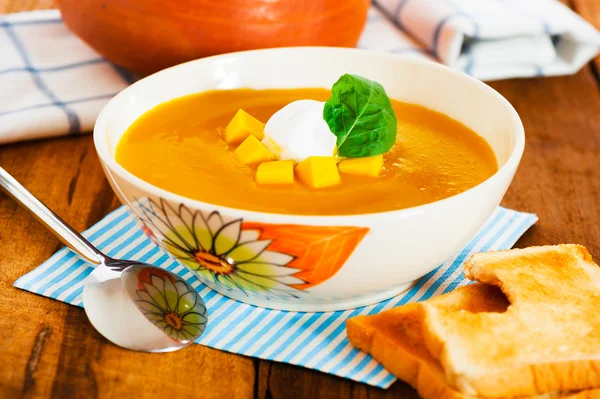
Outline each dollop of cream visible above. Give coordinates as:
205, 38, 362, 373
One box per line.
262, 100, 337, 162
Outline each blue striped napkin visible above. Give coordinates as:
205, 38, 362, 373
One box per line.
14, 205, 537, 388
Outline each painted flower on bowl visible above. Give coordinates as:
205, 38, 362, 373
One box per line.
136, 198, 306, 298
132, 197, 369, 300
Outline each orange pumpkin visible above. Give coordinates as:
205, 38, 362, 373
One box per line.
57, 0, 371, 75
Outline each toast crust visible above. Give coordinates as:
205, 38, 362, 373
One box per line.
422, 245, 600, 397
347, 284, 507, 399
346, 281, 600, 399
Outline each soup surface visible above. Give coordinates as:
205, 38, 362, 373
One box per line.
116, 88, 497, 215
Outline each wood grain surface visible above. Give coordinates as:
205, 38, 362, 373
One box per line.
1, 0, 599, 398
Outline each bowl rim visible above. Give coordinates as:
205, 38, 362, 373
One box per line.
93, 46, 525, 225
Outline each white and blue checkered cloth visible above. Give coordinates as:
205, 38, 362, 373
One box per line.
371, 0, 600, 80
1, 2, 600, 144
0, 10, 135, 144
15, 205, 537, 388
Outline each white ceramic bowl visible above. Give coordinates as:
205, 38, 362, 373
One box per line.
94, 47, 524, 311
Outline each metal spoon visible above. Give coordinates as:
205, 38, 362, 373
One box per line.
0, 166, 207, 352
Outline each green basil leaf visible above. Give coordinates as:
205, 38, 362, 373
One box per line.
323, 74, 397, 157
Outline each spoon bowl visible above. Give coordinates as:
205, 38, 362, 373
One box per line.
84, 264, 207, 352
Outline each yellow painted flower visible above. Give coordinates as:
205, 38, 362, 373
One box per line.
136, 198, 307, 298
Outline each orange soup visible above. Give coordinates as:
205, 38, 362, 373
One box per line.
116, 88, 497, 215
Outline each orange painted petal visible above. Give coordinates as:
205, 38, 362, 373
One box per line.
242, 222, 368, 290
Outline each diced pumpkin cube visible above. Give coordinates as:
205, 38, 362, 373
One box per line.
224, 109, 265, 144
256, 160, 295, 185
234, 135, 276, 165
295, 156, 341, 189
338, 155, 384, 177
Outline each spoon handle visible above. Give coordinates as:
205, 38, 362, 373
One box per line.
0, 166, 105, 266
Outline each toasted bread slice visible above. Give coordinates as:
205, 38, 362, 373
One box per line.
347, 284, 508, 399
422, 245, 600, 397
347, 282, 600, 399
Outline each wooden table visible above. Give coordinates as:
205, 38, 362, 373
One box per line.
1, 1, 599, 398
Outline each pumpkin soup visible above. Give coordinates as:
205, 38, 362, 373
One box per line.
116, 88, 497, 215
